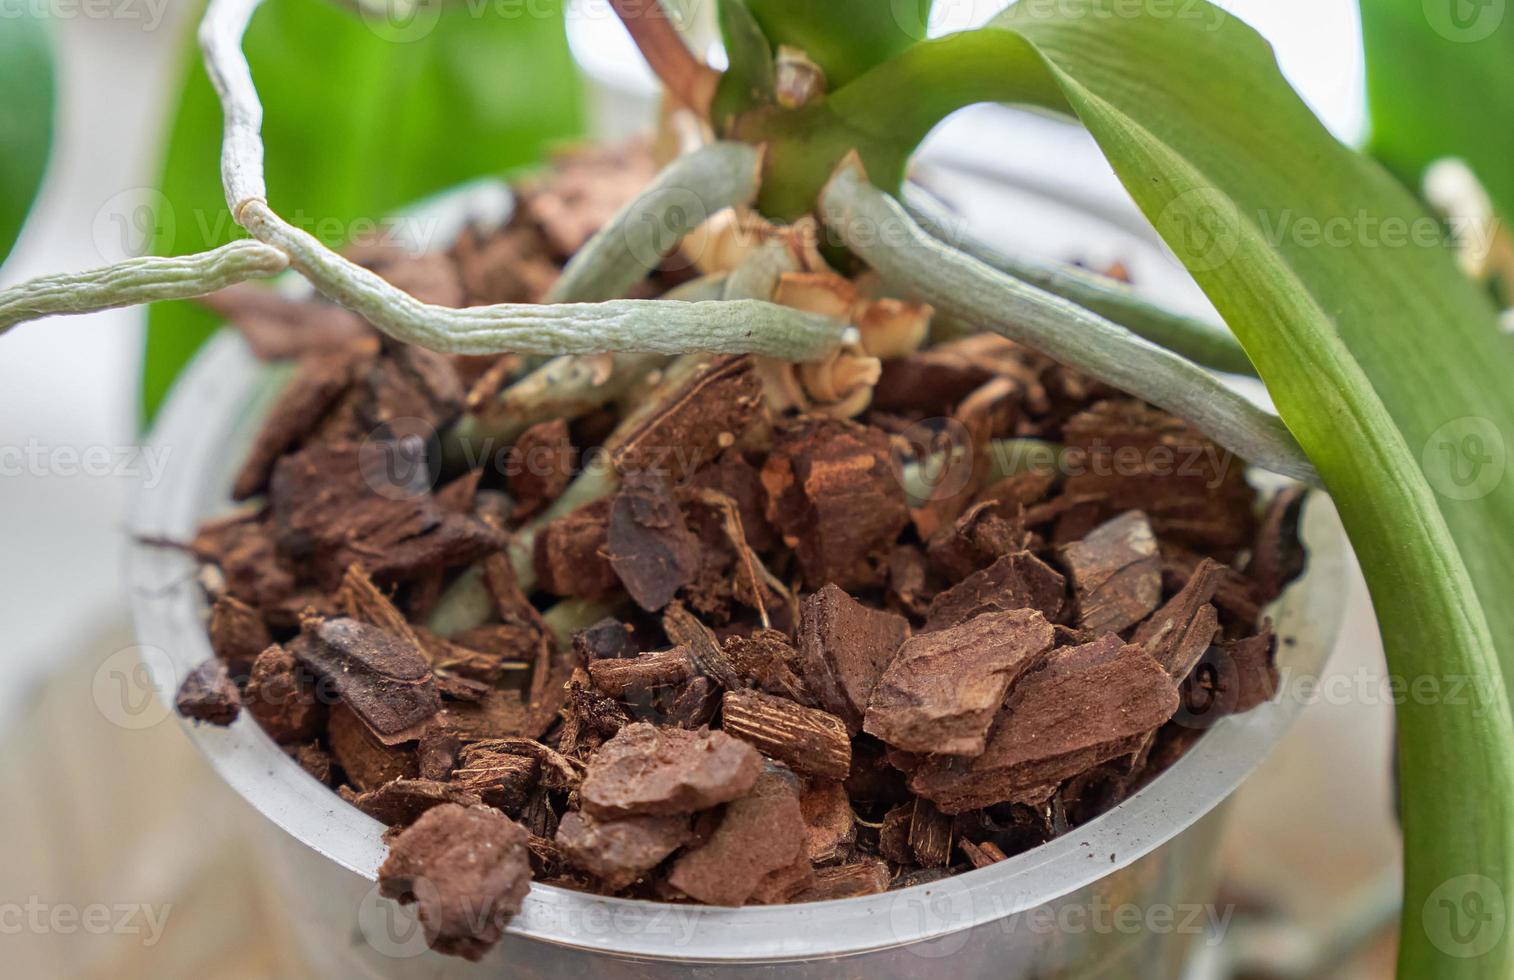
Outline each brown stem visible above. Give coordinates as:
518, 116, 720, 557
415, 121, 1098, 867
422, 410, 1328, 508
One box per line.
609, 0, 719, 117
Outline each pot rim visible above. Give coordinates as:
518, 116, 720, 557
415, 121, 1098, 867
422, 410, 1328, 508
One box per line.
126, 175, 1349, 964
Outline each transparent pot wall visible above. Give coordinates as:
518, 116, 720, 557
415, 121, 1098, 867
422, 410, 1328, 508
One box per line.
129, 154, 1348, 978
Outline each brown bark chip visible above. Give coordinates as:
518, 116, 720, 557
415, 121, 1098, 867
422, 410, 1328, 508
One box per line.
232, 353, 356, 500
586, 647, 695, 698
800, 779, 856, 865
792, 859, 891, 901
533, 499, 620, 599
1059, 511, 1162, 635
722, 630, 811, 702
450, 750, 540, 813
329, 704, 419, 792
667, 766, 808, 906
379, 804, 533, 961
909, 639, 1180, 813
578, 723, 761, 819
175, 660, 242, 726
554, 811, 692, 891
864, 609, 1055, 757
506, 419, 576, 521
208, 593, 273, 673
352, 779, 484, 827
720, 689, 852, 780
761, 418, 909, 590
908, 798, 953, 868
924, 551, 1067, 631
1133, 557, 1223, 679
294, 618, 442, 743
607, 472, 701, 611
611, 356, 765, 482
797, 585, 910, 734
245, 644, 325, 744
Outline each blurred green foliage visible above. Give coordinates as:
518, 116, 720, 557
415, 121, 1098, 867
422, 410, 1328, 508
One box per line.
0, 11, 55, 268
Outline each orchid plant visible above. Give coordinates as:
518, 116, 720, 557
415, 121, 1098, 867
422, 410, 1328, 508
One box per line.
3, 1, 1513, 976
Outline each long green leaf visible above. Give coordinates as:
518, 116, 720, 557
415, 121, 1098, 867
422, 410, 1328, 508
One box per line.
1361, 0, 1514, 219
141, 0, 584, 421
0, 11, 55, 267
814, 5, 1514, 975
741, 0, 931, 88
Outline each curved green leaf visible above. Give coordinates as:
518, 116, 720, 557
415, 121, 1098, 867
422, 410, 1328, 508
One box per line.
712, 0, 776, 124
1361, 0, 1514, 218
814, 5, 1514, 976
742, 0, 931, 88
0, 11, 55, 267
141, 0, 584, 422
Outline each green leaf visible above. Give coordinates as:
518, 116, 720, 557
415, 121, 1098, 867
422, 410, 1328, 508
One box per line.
742, 0, 931, 88
1361, 0, 1514, 218
712, 0, 776, 125
0, 11, 55, 267
816, 4, 1514, 975
140, 0, 584, 422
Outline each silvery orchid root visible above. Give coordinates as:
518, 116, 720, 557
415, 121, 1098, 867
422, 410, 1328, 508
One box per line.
5, 2, 1514, 977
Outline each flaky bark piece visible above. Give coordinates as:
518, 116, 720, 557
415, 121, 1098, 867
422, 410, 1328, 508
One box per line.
721, 689, 852, 781
607, 471, 701, 611
1133, 557, 1223, 679
232, 353, 356, 500
533, 498, 619, 599
208, 593, 273, 673
245, 644, 325, 745
450, 750, 540, 813
351, 778, 483, 827
554, 811, 692, 891
175, 660, 241, 726
796, 584, 909, 734
611, 356, 764, 482
924, 551, 1066, 631
792, 859, 891, 901
379, 804, 533, 961
761, 417, 909, 590
586, 647, 695, 697
293, 617, 441, 744
1059, 510, 1162, 635
506, 418, 575, 521
667, 765, 808, 906
909, 637, 1180, 813
578, 723, 761, 819
800, 779, 856, 865
864, 609, 1054, 757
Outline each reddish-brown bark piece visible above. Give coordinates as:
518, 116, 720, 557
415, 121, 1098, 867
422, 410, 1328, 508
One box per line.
872, 346, 997, 418
796, 584, 910, 734
232, 354, 356, 500
877, 803, 914, 865
667, 766, 808, 906
909, 638, 1180, 813
722, 629, 811, 703
960, 840, 1008, 869
522, 139, 659, 259
293, 618, 442, 743
572, 618, 637, 663
720, 689, 852, 780
1246, 487, 1308, 603
417, 730, 461, 782
450, 750, 540, 813
886, 544, 932, 619
507, 419, 576, 521
800, 779, 856, 865
689, 449, 776, 552
190, 513, 302, 625
328, 704, 419, 792
1061, 399, 1256, 555
663, 602, 743, 690
245, 644, 325, 744
924, 551, 1067, 631
663, 675, 723, 729
864, 609, 1055, 757
611, 356, 765, 482
554, 811, 692, 891
175, 659, 242, 726
586, 647, 694, 697
761, 418, 909, 590
379, 804, 533, 961
908, 798, 953, 868
607, 472, 701, 611
295, 742, 333, 785
268, 441, 505, 586
1188, 622, 1280, 718
578, 723, 761, 819
1059, 510, 1162, 635
1133, 558, 1223, 679
791, 859, 891, 901
351, 779, 484, 827
533, 498, 620, 599
208, 593, 272, 673
337, 563, 424, 649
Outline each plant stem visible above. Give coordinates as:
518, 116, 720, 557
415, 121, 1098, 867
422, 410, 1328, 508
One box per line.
820, 159, 1318, 485
901, 184, 1259, 377
0, 241, 287, 334
546, 142, 762, 304
608, 0, 720, 116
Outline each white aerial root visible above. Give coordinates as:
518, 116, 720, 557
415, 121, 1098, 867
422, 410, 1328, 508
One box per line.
820, 158, 1319, 485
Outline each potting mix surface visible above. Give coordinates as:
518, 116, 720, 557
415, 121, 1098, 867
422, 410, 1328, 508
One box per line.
171, 141, 1303, 960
